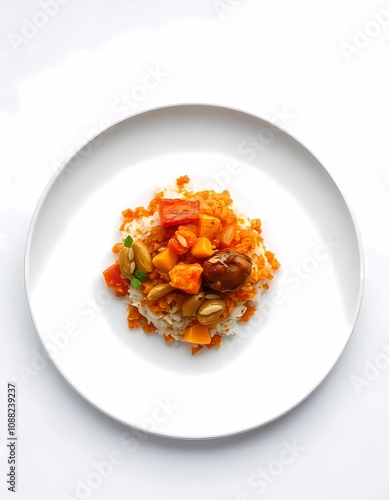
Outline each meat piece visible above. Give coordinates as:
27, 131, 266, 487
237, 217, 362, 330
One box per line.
202, 249, 253, 292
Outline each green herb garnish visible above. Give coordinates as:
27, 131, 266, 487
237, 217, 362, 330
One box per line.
131, 278, 141, 290
124, 235, 133, 248
134, 269, 147, 282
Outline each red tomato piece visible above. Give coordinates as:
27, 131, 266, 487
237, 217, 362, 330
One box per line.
168, 234, 188, 255
159, 199, 200, 228
176, 226, 197, 248
102, 263, 130, 296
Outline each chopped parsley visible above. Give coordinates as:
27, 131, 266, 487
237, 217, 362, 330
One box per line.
131, 278, 141, 290
124, 235, 133, 248
134, 269, 147, 282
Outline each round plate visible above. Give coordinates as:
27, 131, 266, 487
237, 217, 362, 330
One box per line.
25, 104, 364, 439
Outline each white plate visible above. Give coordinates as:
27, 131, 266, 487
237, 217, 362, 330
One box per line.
25, 104, 364, 439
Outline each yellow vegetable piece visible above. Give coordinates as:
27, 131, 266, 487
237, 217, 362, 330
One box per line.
168, 262, 203, 294
191, 237, 213, 258
183, 323, 211, 344
186, 223, 198, 236
152, 248, 178, 273
198, 214, 220, 240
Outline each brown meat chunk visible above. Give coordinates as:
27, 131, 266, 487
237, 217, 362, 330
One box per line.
202, 249, 253, 292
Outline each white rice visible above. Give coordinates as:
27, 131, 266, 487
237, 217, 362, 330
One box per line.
122, 211, 161, 240
127, 287, 192, 338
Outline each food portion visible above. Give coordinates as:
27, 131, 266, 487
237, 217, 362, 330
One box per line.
103, 176, 280, 355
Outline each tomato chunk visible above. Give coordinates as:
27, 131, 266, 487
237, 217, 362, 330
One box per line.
176, 226, 197, 248
103, 263, 130, 296
168, 225, 197, 255
168, 234, 188, 255
159, 199, 200, 228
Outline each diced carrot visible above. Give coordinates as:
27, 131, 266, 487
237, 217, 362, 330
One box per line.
103, 263, 129, 296
240, 304, 257, 322
176, 175, 190, 189
183, 323, 211, 344
127, 305, 140, 328
142, 323, 157, 334
198, 214, 220, 240
257, 254, 265, 267
211, 334, 222, 347
191, 237, 213, 258
175, 226, 197, 248
265, 251, 281, 270
111, 242, 123, 253
258, 268, 272, 280
122, 208, 133, 218
164, 334, 175, 343
152, 248, 178, 273
186, 223, 198, 236
250, 218, 262, 233
168, 262, 203, 294
167, 234, 188, 255
191, 344, 204, 355
205, 334, 222, 349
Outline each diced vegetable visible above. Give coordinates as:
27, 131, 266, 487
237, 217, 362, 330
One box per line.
265, 251, 281, 270
176, 175, 190, 189
103, 263, 130, 296
159, 199, 200, 227
168, 262, 203, 294
127, 305, 140, 328
168, 235, 188, 255
168, 225, 197, 255
198, 214, 220, 240
183, 323, 211, 344
191, 237, 213, 258
239, 304, 257, 322
191, 344, 204, 355
219, 224, 236, 249
143, 323, 157, 334
175, 226, 197, 248
152, 248, 178, 273
111, 242, 123, 253
186, 223, 198, 236
208, 334, 222, 348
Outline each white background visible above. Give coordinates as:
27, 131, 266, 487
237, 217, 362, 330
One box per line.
1, 0, 389, 498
